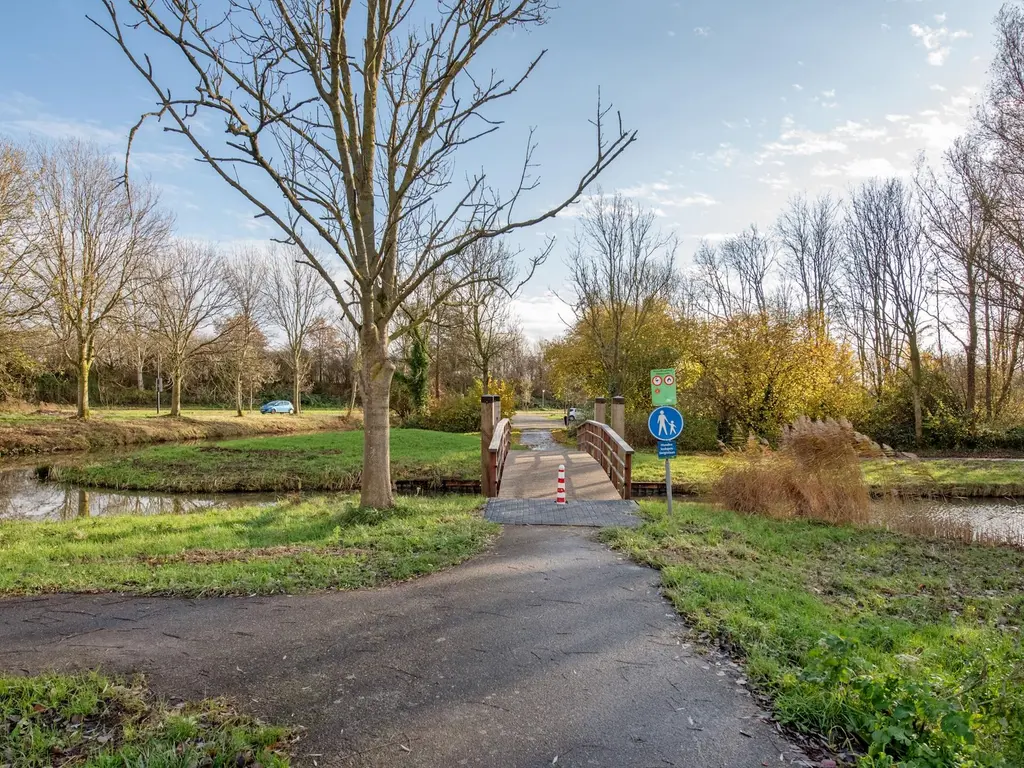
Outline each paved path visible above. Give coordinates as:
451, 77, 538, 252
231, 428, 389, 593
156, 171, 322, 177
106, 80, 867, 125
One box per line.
485, 498, 641, 528
0, 527, 804, 767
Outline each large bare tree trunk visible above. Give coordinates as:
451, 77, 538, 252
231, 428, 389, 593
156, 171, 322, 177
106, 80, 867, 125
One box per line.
909, 335, 924, 446
348, 378, 358, 419
76, 346, 92, 420
360, 327, 395, 509
235, 376, 244, 418
170, 368, 183, 417
292, 353, 302, 416
966, 282, 979, 425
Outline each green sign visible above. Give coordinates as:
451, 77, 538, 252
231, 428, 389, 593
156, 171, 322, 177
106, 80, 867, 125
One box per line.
650, 369, 677, 406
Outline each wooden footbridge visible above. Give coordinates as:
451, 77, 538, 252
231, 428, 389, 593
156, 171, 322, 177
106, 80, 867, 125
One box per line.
479, 397, 639, 528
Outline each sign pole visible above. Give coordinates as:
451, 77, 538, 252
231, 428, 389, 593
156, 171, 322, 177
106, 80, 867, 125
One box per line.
665, 457, 673, 517
649, 369, 682, 521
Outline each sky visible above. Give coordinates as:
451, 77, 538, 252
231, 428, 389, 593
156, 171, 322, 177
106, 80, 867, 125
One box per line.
0, 0, 1006, 342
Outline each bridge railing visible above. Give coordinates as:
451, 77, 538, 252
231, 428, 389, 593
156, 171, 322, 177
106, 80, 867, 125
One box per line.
578, 420, 634, 500
485, 417, 512, 497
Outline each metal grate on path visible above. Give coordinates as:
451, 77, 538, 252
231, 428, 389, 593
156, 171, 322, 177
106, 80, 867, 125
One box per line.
484, 498, 641, 528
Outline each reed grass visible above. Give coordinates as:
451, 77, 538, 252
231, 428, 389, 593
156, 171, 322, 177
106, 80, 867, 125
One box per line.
714, 417, 872, 524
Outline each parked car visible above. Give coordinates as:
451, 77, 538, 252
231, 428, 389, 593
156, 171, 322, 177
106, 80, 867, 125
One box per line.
260, 400, 295, 414
564, 407, 579, 426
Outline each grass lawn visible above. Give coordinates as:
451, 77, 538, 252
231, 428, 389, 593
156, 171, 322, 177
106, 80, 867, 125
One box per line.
0, 495, 497, 596
603, 502, 1024, 766
0, 407, 357, 457
48, 429, 480, 493
864, 457, 1024, 494
631, 452, 727, 492
0, 672, 291, 767
628, 451, 1024, 497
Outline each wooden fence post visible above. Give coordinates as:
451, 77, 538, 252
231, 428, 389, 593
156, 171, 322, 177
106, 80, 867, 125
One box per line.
611, 395, 625, 440
481, 395, 498, 497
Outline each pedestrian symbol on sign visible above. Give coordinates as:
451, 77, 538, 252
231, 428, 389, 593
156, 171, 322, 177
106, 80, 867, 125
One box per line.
648, 406, 684, 441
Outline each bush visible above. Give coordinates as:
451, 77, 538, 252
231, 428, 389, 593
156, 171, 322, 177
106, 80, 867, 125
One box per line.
715, 417, 872, 524
410, 392, 480, 433
408, 380, 517, 433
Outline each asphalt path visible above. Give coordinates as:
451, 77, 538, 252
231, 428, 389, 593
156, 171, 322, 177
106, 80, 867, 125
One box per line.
0, 526, 807, 767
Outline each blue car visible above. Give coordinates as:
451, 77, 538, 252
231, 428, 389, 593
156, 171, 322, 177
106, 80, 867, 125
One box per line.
260, 400, 295, 415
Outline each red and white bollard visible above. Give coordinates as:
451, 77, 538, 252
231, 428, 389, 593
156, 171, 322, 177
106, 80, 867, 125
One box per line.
556, 464, 567, 505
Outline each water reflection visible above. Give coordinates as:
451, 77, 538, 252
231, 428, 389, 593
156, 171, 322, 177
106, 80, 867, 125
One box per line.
0, 468, 271, 522
871, 497, 1024, 548
519, 429, 560, 451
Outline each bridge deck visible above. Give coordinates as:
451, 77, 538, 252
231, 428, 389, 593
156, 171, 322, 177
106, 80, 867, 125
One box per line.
498, 448, 621, 501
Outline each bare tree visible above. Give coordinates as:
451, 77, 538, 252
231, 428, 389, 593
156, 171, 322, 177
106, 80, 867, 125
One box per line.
917, 137, 994, 424
93, 0, 634, 508
845, 178, 928, 444
224, 250, 269, 416
0, 138, 36, 320
692, 226, 777, 319
32, 140, 169, 419
452, 239, 527, 393
775, 193, 842, 328
565, 192, 676, 397
720, 226, 775, 315
266, 251, 329, 415
148, 241, 230, 417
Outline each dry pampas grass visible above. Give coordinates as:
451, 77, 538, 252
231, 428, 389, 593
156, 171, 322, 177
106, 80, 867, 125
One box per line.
714, 417, 875, 525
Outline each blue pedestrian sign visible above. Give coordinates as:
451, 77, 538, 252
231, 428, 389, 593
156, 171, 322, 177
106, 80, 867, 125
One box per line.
657, 441, 677, 459
648, 406, 684, 441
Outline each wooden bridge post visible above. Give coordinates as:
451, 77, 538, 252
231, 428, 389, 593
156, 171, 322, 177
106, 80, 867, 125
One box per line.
481, 395, 500, 496
611, 396, 625, 441
594, 397, 607, 425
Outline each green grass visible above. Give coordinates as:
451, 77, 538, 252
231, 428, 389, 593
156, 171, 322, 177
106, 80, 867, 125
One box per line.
0, 495, 497, 596
631, 452, 727, 491
49, 429, 480, 493
0, 407, 356, 457
628, 452, 1024, 497
603, 502, 1024, 766
0, 672, 291, 767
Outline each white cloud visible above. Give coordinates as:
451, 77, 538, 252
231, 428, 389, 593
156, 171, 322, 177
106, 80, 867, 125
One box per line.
842, 157, 903, 178
909, 23, 972, 67
833, 121, 888, 142
793, 84, 804, 91
619, 182, 719, 209
694, 26, 711, 37
758, 171, 792, 191
904, 86, 977, 150
813, 157, 906, 179
689, 232, 735, 243
511, 292, 568, 342
0, 92, 127, 145
762, 126, 849, 157
692, 143, 741, 168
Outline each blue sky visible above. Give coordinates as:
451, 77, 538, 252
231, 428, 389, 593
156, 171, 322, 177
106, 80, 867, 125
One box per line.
0, 0, 1003, 340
